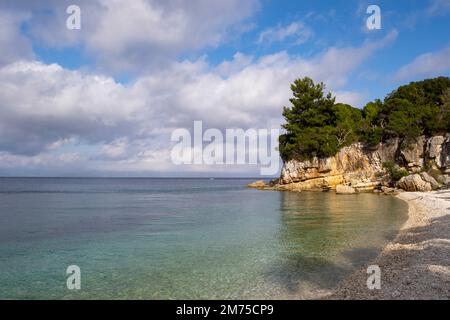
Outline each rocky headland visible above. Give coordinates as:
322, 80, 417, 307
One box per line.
249, 134, 450, 194
247, 77, 450, 299
248, 136, 450, 299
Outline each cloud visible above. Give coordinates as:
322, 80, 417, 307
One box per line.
0, 11, 34, 66
0, 31, 396, 174
394, 45, 450, 81
0, 61, 146, 155
334, 91, 365, 106
24, 1, 102, 49
257, 21, 313, 45
14, 0, 259, 73
99, 138, 129, 159
427, 0, 450, 16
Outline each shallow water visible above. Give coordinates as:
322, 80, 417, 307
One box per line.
0, 178, 408, 299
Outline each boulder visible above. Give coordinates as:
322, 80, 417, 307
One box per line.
381, 186, 399, 195
247, 180, 266, 189
437, 175, 450, 186
419, 172, 440, 190
396, 174, 432, 192
336, 185, 356, 194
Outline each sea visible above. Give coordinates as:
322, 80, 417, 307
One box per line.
0, 177, 408, 299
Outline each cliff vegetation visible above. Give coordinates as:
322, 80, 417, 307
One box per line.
279, 77, 450, 161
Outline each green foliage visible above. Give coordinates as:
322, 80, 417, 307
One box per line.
440, 89, 450, 132
334, 103, 363, 147
360, 99, 384, 145
382, 161, 409, 181
279, 76, 450, 161
279, 78, 361, 160
365, 77, 450, 142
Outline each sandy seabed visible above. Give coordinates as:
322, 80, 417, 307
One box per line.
327, 190, 450, 300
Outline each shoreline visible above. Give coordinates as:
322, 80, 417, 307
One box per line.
326, 190, 450, 299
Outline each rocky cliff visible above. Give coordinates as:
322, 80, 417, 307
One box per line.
273, 134, 450, 192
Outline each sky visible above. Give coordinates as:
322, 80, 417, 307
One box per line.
0, 0, 449, 177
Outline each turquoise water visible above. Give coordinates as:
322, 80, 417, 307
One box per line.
0, 178, 408, 299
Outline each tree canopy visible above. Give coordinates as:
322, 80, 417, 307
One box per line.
279, 76, 450, 161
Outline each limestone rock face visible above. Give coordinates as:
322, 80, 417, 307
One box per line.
401, 136, 425, 170
396, 174, 432, 192
279, 140, 398, 191
280, 142, 389, 189
441, 134, 450, 173
427, 136, 445, 167
278, 135, 449, 192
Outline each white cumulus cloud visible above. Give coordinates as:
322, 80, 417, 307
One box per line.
394, 45, 450, 81
0, 30, 397, 175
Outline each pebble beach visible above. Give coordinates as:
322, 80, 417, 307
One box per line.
328, 190, 450, 299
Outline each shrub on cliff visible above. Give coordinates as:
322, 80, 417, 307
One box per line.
382, 161, 409, 181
